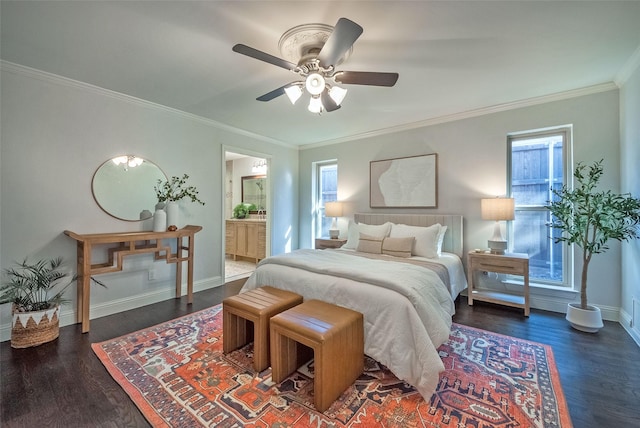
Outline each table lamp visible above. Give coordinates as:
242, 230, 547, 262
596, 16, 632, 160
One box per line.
324, 201, 343, 239
481, 197, 515, 254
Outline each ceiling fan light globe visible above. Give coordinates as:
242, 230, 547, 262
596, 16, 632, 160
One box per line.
305, 73, 325, 95
329, 86, 347, 105
284, 85, 303, 104
308, 96, 323, 113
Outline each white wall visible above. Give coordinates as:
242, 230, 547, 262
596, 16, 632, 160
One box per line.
1, 60, 632, 339
0, 65, 299, 340
620, 62, 640, 343
299, 89, 622, 317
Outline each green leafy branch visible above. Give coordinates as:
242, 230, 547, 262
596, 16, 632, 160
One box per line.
154, 174, 205, 205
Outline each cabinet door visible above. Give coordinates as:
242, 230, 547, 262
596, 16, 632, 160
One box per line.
257, 223, 266, 259
236, 223, 248, 256
225, 221, 236, 255
245, 223, 258, 258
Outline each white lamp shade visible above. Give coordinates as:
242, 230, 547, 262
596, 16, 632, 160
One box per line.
329, 86, 347, 105
324, 201, 343, 217
481, 198, 515, 221
284, 85, 303, 104
308, 96, 323, 113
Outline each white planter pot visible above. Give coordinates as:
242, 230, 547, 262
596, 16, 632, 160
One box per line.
165, 201, 179, 229
565, 303, 603, 333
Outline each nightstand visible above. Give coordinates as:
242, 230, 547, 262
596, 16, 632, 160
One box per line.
467, 251, 530, 316
315, 238, 347, 250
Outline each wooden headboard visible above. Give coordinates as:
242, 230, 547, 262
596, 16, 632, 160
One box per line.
354, 213, 464, 258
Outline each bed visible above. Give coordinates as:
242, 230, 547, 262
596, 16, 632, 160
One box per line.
241, 213, 467, 401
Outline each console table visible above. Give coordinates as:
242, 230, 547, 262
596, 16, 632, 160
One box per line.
64, 225, 202, 332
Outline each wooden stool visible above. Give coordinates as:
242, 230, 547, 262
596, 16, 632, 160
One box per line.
223, 286, 303, 372
270, 300, 364, 412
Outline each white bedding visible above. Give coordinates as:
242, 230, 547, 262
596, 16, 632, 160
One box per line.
336, 247, 467, 299
241, 248, 463, 401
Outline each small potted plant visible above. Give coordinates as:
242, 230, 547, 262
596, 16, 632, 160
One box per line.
154, 174, 205, 230
548, 159, 640, 332
233, 203, 257, 219
0, 258, 106, 348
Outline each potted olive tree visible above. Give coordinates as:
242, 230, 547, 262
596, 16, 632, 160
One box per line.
548, 159, 640, 332
1, 258, 105, 347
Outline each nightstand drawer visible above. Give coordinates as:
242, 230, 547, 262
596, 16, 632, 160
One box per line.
315, 238, 347, 250
471, 258, 526, 274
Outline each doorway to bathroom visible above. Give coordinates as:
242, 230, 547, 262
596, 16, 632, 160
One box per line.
224, 150, 269, 281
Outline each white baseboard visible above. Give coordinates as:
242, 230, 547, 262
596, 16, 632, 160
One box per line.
1, 276, 224, 342
529, 295, 620, 322
619, 308, 640, 347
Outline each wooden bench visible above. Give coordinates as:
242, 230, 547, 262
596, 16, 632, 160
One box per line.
270, 300, 364, 412
223, 286, 303, 372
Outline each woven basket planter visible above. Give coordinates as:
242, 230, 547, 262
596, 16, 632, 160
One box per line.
11, 304, 60, 348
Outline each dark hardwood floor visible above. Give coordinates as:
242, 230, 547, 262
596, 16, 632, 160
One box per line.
2, 279, 639, 427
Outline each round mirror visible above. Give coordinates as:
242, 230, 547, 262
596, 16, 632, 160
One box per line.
92, 155, 167, 221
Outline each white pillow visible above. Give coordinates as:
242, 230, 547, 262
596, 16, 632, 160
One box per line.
343, 221, 392, 249
389, 223, 442, 258
437, 225, 448, 256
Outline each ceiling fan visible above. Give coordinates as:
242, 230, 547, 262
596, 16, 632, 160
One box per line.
232, 17, 399, 113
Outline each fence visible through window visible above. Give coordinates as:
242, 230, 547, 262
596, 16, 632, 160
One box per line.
509, 131, 568, 285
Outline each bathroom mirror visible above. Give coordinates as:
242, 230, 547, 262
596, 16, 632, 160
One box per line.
92, 155, 167, 221
241, 175, 266, 210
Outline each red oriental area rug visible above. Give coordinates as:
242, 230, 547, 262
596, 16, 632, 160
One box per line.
92, 305, 572, 427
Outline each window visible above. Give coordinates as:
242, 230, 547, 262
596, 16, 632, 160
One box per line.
507, 127, 572, 287
314, 161, 338, 238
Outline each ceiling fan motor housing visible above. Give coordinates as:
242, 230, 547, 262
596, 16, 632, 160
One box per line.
278, 23, 353, 67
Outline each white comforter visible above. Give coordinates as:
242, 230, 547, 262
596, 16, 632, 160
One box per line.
241, 249, 455, 401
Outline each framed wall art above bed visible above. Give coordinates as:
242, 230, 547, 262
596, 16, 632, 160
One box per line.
370, 153, 437, 208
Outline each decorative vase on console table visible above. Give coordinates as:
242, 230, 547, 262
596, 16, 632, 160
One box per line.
153, 202, 167, 232
165, 201, 179, 229
154, 174, 205, 231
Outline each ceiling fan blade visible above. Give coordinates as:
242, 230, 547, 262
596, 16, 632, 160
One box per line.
317, 18, 363, 68
232, 44, 297, 71
321, 90, 341, 112
334, 71, 399, 87
256, 84, 291, 102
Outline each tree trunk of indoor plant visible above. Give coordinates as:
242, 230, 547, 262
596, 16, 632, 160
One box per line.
580, 249, 591, 309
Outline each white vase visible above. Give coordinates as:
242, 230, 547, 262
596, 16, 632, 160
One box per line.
165, 201, 179, 229
153, 208, 167, 232
140, 209, 153, 231
566, 302, 603, 333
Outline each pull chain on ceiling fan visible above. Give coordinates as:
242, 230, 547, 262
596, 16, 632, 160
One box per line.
232, 18, 399, 114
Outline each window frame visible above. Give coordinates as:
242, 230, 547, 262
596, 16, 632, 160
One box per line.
507, 126, 573, 289
313, 160, 338, 239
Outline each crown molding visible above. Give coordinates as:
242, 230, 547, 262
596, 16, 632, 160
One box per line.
302, 81, 618, 150
615, 44, 640, 87
1, 60, 618, 151
0, 60, 297, 150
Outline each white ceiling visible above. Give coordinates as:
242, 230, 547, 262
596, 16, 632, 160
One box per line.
2, 1, 639, 147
